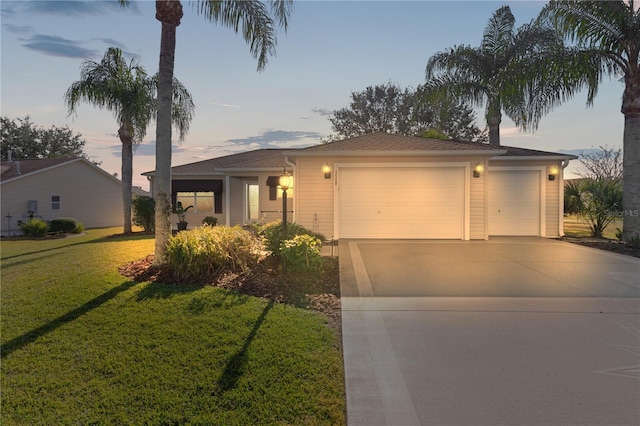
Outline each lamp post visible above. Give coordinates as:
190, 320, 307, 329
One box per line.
279, 172, 291, 234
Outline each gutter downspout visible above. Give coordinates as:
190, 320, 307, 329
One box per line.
285, 156, 296, 224
559, 159, 571, 237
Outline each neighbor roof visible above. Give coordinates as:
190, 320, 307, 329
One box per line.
1, 158, 78, 182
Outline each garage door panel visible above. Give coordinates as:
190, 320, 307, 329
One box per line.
488, 170, 541, 236
338, 167, 465, 239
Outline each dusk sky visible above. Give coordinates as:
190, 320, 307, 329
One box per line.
1, 1, 623, 190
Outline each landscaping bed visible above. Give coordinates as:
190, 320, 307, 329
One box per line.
561, 236, 640, 258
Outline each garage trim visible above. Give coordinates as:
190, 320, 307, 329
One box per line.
334, 162, 471, 240
487, 166, 546, 237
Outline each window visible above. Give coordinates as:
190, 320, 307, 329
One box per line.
172, 179, 223, 214
51, 195, 60, 210
176, 192, 214, 213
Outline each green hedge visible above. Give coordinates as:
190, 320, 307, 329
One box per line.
256, 221, 325, 256
49, 217, 84, 234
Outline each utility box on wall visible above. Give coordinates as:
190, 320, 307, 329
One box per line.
27, 200, 38, 213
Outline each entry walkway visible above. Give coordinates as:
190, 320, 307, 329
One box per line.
340, 238, 640, 426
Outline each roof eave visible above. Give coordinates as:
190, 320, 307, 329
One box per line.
490, 154, 578, 161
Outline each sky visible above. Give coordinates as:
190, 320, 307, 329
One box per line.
1, 0, 624, 191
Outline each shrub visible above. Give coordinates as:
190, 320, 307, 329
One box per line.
166, 225, 261, 282
578, 178, 622, 238
202, 216, 218, 226
132, 196, 155, 232
49, 217, 84, 234
256, 220, 325, 256
280, 234, 323, 272
20, 218, 48, 237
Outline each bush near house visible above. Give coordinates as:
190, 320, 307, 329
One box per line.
257, 221, 325, 257
280, 234, 324, 272
49, 217, 84, 234
565, 178, 622, 238
20, 218, 48, 237
132, 196, 155, 232
166, 225, 261, 282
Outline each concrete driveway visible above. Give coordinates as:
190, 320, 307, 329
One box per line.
339, 238, 640, 426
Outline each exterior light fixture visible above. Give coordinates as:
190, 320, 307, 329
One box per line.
322, 163, 331, 179
548, 166, 558, 181
473, 163, 484, 178
279, 171, 291, 233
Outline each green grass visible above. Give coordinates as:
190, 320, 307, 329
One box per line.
563, 215, 622, 239
1, 228, 345, 425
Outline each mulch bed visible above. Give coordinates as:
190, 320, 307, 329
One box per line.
119, 255, 342, 335
560, 237, 640, 258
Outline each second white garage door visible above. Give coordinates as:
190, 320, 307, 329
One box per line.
488, 169, 542, 236
338, 166, 465, 239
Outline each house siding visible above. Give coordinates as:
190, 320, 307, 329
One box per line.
1, 160, 125, 232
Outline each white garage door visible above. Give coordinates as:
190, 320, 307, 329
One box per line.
338, 166, 465, 239
488, 170, 541, 236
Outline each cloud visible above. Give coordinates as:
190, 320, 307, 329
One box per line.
93, 37, 126, 49
3, 24, 33, 34
312, 107, 333, 116
24, 1, 137, 17
209, 102, 241, 109
226, 130, 324, 148
20, 34, 98, 58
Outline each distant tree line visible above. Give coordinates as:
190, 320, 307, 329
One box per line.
1, 116, 90, 161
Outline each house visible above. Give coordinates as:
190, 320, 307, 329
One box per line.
1, 157, 148, 235
143, 133, 577, 239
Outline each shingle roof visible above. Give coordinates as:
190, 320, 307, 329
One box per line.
297, 133, 503, 153
498, 145, 578, 158
146, 149, 290, 175
1, 158, 78, 182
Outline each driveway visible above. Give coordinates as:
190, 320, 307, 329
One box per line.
339, 238, 640, 426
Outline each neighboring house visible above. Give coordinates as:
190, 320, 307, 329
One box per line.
1, 157, 148, 235
144, 133, 577, 239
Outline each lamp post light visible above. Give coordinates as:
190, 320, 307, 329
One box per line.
279, 172, 291, 234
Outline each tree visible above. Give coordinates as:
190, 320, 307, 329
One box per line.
120, 0, 293, 265
424, 5, 568, 147
539, 0, 640, 241
576, 146, 623, 181
65, 47, 194, 234
568, 178, 623, 238
1, 116, 87, 160
326, 82, 486, 142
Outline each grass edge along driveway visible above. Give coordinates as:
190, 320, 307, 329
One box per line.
1, 228, 345, 425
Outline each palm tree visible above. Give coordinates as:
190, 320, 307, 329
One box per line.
538, 0, 640, 241
119, 0, 293, 265
424, 5, 567, 146
65, 47, 194, 234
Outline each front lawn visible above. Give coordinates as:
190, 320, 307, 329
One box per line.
1, 228, 345, 425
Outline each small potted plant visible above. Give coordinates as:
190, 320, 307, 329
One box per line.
175, 202, 193, 231
202, 216, 218, 226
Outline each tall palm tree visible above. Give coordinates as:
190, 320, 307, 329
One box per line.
424, 5, 567, 146
65, 47, 194, 234
120, 0, 293, 265
539, 0, 640, 241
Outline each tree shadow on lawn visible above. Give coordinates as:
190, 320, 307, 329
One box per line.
217, 300, 274, 393
1, 280, 139, 359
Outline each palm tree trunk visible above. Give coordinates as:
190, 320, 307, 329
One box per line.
154, 0, 183, 266
118, 126, 133, 234
622, 113, 640, 240
486, 99, 502, 147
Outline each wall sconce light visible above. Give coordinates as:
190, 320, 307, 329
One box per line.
322, 164, 331, 179
548, 166, 558, 181
473, 163, 484, 178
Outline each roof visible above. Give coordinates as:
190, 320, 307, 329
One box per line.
144, 149, 290, 175
1, 158, 80, 182
295, 133, 504, 155
145, 133, 576, 176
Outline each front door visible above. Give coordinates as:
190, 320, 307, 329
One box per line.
247, 183, 260, 223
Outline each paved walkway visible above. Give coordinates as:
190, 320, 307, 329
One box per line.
339, 238, 640, 426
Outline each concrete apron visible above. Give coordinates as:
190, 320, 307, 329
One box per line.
339, 238, 640, 426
